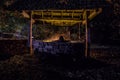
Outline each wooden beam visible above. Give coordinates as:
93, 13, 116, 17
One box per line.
29, 11, 33, 55
85, 10, 90, 57
85, 10, 88, 57
37, 19, 82, 26
88, 8, 102, 21
78, 23, 81, 40
32, 9, 102, 26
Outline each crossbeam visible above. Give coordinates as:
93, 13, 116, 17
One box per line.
38, 19, 82, 26
31, 8, 102, 26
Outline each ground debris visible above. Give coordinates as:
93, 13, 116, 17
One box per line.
0, 54, 120, 80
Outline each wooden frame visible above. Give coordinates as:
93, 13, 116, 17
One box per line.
29, 8, 102, 56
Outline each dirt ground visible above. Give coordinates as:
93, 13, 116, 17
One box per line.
0, 53, 120, 80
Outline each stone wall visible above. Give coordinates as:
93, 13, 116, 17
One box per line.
33, 40, 85, 56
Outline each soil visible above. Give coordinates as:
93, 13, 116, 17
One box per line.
0, 54, 120, 80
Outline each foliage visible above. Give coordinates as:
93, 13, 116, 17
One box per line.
0, 10, 28, 33
32, 24, 68, 40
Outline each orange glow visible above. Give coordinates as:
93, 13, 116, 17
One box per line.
43, 32, 70, 42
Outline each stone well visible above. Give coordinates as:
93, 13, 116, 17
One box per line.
33, 40, 85, 56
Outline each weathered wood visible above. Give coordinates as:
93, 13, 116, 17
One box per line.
29, 11, 33, 55
31, 9, 102, 26
85, 10, 88, 57
78, 23, 81, 40
85, 11, 90, 57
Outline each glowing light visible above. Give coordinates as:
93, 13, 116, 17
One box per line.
43, 32, 70, 42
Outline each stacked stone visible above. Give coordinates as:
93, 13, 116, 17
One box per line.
33, 41, 74, 55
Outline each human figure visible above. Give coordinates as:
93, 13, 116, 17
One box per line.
59, 36, 65, 42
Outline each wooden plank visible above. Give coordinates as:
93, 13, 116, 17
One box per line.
85, 10, 88, 57
29, 11, 33, 55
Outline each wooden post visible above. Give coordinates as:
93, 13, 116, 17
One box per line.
85, 22, 88, 57
29, 11, 33, 55
78, 23, 81, 41
85, 10, 90, 57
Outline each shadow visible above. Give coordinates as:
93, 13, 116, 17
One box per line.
0, 52, 13, 61
36, 51, 110, 71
